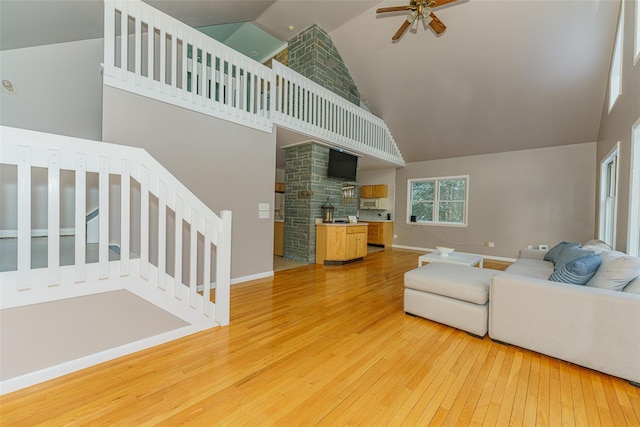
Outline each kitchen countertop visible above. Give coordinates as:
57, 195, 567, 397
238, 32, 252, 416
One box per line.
316, 222, 368, 227
358, 219, 393, 222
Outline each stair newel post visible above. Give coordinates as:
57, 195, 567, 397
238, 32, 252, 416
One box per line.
215, 210, 232, 326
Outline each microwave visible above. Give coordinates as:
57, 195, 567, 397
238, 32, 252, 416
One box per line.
359, 198, 389, 210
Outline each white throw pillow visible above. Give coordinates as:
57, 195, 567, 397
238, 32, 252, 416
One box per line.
586, 251, 640, 292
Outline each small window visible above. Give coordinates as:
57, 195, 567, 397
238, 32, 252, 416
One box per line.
628, 119, 640, 256
408, 176, 468, 226
599, 144, 619, 247
609, 4, 624, 111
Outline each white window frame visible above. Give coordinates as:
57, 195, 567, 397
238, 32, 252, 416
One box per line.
407, 175, 469, 227
609, 3, 624, 111
599, 143, 620, 248
628, 118, 640, 256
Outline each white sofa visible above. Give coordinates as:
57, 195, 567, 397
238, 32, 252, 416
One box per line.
489, 246, 640, 385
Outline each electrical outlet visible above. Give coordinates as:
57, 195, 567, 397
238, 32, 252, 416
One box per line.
484, 241, 495, 248
394, 234, 398, 239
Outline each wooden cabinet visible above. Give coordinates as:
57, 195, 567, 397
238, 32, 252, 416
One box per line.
362, 221, 393, 248
361, 184, 388, 198
275, 182, 285, 193
316, 224, 368, 264
274, 221, 284, 256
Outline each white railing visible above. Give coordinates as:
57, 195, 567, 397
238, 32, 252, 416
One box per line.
271, 61, 404, 166
0, 126, 232, 329
103, 0, 273, 133
103, 0, 405, 167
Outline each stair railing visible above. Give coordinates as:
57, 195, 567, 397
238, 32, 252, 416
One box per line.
0, 126, 232, 329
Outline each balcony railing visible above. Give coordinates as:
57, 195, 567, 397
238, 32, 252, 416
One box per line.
103, 0, 405, 167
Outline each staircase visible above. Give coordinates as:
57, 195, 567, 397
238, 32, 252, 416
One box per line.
0, 126, 232, 394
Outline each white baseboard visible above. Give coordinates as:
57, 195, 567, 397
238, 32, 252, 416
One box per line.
392, 244, 516, 263
196, 270, 275, 292
0, 325, 204, 395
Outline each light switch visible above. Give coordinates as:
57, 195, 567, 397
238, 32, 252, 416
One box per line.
259, 211, 270, 219
259, 203, 270, 211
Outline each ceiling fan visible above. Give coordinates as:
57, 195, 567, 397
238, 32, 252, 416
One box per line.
376, 0, 457, 41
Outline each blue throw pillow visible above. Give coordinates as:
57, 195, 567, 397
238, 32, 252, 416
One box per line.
549, 254, 602, 285
554, 245, 595, 269
544, 242, 579, 265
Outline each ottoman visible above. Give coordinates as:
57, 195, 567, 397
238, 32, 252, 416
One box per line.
404, 262, 497, 337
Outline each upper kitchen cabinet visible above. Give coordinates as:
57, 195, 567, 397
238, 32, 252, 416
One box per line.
361, 184, 388, 198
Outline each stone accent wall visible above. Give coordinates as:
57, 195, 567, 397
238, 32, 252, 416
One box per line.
287, 25, 360, 106
284, 142, 358, 263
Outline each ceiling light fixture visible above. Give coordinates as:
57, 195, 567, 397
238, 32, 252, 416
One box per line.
376, 0, 457, 41
2, 79, 16, 94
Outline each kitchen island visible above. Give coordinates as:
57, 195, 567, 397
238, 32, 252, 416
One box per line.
315, 223, 368, 265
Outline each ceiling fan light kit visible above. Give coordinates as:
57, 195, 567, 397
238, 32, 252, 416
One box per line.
377, 0, 457, 41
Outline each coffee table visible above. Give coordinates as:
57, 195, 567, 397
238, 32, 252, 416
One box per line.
418, 251, 483, 268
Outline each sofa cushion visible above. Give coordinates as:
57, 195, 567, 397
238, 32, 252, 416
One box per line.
548, 254, 602, 285
586, 251, 640, 291
623, 276, 640, 294
544, 242, 577, 264
554, 245, 595, 269
404, 263, 496, 305
506, 258, 554, 280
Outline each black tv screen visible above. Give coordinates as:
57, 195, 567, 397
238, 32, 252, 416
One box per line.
327, 149, 358, 181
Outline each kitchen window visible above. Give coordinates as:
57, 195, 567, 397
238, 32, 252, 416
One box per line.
407, 176, 469, 226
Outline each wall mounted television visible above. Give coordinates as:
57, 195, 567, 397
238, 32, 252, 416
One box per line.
327, 149, 358, 181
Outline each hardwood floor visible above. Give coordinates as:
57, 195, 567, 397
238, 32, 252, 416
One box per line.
1, 249, 639, 425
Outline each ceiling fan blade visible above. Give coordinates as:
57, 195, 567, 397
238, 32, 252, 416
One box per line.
428, 13, 446, 34
377, 6, 412, 13
431, 0, 457, 8
392, 20, 412, 40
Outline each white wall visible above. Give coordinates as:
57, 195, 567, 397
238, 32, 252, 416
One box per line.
596, 0, 640, 252
394, 143, 597, 258
0, 38, 103, 141
102, 86, 277, 281
357, 168, 396, 220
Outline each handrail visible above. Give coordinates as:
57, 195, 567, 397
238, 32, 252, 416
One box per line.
103, 0, 405, 167
0, 126, 232, 328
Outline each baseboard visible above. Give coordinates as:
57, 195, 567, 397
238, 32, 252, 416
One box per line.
0, 325, 204, 395
391, 244, 516, 263
196, 270, 275, 292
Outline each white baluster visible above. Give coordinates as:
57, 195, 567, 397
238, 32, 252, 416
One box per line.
48, 150, 60, 286
75, 153, 86, 283
17, 146, 31, 290
120, 159, 131, 276
189, 208, 198, 308
140, 165, 150, 279
158, 180, 167, 290
99, 156, 109, 279
174, 194, 183, 300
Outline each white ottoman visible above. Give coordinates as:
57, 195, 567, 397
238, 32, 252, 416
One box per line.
404, 262, 497, 337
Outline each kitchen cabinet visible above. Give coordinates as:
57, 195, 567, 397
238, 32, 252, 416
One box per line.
361, 221, 393, 248
315, 224, 368, 264
361, 184, 388, 198
274, 221, 284, 256
275, 182, 285, 193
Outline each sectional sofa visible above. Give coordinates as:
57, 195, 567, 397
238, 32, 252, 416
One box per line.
404, 241, 640, 385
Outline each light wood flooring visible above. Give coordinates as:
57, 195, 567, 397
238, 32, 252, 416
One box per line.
1, 249, 639, 425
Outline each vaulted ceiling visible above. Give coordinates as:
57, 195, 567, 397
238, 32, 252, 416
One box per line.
0, 0, 621, 168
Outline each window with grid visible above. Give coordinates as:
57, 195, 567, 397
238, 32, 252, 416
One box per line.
408, 176, 468, 226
